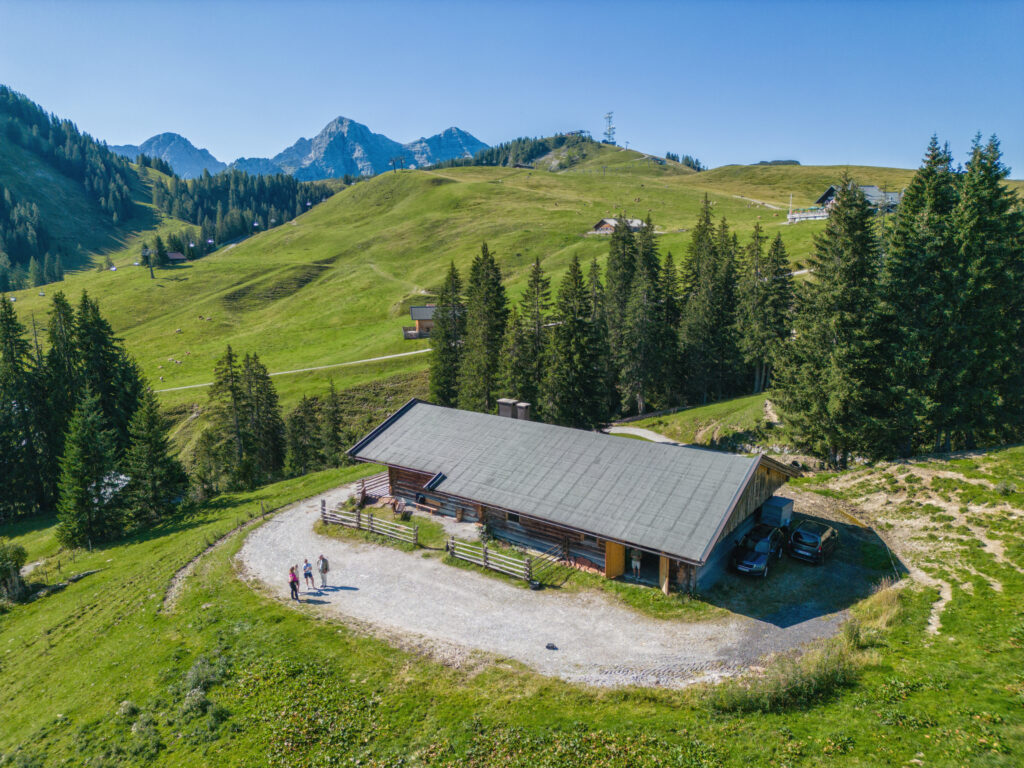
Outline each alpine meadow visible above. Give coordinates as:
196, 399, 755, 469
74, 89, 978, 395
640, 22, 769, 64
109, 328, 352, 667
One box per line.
2, 3, 1024, 765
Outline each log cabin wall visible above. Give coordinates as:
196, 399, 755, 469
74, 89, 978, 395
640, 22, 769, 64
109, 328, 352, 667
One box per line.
719, 466, 788, 540
482, 508, 606, 567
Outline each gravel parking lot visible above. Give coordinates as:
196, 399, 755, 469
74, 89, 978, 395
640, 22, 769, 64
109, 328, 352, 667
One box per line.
236, 484, 848, 688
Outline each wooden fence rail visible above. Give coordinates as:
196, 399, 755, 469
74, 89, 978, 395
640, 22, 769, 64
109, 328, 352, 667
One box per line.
321, 503, 418, 546
447, 537, 532, 581
358, 472, 391, 504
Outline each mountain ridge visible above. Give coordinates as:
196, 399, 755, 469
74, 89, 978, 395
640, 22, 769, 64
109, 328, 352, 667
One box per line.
111, 118, 487, 180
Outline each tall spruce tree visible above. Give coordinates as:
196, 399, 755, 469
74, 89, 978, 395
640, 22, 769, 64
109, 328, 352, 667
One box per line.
736, 226, 794, 393
948, 135, 1024, 447
242, 353, 286, 485
617, 265, 662, 414
775, 178, 884, 465
319, 380, 345, 466
286, 395, 323, 476
586, 256, 615, 422
680, 214, 741, 402
207, 345, 249, 486
0, 296, 45, 517
428, 262, 465, 407
877, 137, 959, 455
542, 255, 605, 428
121, 389, 188, 526
56, 389, 120, 548
458, 243, 508, 412
605, 217, 638, 355
516, 256, 551, 408
658, 251, 684, 403
499, 306, 534, 404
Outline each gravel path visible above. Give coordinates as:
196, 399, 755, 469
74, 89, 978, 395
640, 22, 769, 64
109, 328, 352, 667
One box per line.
237, 484, 845, 688
605, 425, 681, 444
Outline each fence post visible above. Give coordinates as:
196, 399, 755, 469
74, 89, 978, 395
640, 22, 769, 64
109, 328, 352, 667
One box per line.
482, 543, 488, 569
413, 525, 419, 547
368, 512, 374, 534
355, 508, 361, 529
320, 499, 325, 521
525, 557, 532, 581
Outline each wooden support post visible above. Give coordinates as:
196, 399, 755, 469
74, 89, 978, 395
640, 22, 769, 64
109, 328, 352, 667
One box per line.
413, 526, 419, 547
355, 508, 361, 529
659, 555, 670, 596
368, 512, 374, 534
482, 543, 489, 569
604, 541, 625, 579
525, 557, 532, 581
320, 499, 325, 520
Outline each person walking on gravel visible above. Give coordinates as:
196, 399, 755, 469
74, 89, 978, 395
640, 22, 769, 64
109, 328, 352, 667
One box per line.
316, 553, 329, 588
288, 566, 300, 601
302, 558, 315, 590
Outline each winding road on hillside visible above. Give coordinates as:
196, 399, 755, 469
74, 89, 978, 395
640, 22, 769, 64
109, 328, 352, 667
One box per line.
236, 483, 846, 688
155, 348, 431, 392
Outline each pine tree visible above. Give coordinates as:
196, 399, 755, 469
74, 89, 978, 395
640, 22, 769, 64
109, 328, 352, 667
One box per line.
154, 235, 168, 267
542, 255, 604, 428
208, 345, 248, 485
617, 266, 662, 414
514, 256, 551, 408
286, 395, 322, 476
120, 389, 188, 526
457, 243, 508, 412
28, 256, 43, 287
775, 178, 884, 465
586, 256, 615, 423
428, 262, 465, 407
0, 297, 45, 516
877, 137, 959, 455
657, 251, 684, 403
499, 306, 534, 404
56, 389, 120, 548
605, 217, 638, 353
948, 135, 1024, 447
320, 380, 345, 466
242, 353, 285, 486
736, 226, 793, 393
43, 253, 55, 284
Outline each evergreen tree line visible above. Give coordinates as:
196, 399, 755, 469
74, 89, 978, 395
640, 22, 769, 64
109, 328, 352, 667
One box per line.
431, 133, 595, 170
429, 214, 792, 430
776, 136, 1024, 464
429, 136, 1022, 464
0, 183, 66, 290
193, 348, 358, 494
135, 153, 174, 176
151, 169, 333, 247
1, 85, 136, 224
0, 292, 186, 547
665, 152, 706, 172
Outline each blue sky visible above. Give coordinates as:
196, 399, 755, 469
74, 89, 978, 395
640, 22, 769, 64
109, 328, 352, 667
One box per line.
2, 0, 1022, 173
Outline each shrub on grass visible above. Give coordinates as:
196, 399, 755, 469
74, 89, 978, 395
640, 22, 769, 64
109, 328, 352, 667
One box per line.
707, 638, 858, 713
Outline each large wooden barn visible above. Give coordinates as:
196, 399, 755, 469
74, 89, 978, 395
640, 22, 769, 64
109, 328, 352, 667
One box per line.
348, 399, 798, 593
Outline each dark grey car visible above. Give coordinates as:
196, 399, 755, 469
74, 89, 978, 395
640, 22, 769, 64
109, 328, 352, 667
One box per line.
732, 524, 784, 578
787, 520, 839, 564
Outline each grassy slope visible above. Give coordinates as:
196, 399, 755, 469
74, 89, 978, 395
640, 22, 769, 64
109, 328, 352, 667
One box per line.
630, 394, 770, 447
9, 146, 922, 416
2, 447, 1022, 765
0, 129, 181, 267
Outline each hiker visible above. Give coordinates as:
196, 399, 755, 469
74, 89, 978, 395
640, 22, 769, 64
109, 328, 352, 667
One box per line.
630, 548, 642, 580
302, 558, 315, 590
317, 553, 329, 588
288, 566, 300, 600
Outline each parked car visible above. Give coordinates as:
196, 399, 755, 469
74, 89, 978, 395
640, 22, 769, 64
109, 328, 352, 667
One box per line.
787, 519, 839, 564
732, 524, 784, 578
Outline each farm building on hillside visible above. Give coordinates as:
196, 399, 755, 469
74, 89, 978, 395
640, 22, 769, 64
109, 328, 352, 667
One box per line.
590, 218, 645, 234
348, 399, 799, 593
166, 252, 187, 263
403, 305, 436, 339
814, 184, 903, 211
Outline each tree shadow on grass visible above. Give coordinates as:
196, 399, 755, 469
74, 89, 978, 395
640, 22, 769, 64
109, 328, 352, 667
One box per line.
702, 513, 907, 628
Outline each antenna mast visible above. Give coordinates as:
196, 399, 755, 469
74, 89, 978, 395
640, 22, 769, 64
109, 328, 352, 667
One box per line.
603, 111, 615, 145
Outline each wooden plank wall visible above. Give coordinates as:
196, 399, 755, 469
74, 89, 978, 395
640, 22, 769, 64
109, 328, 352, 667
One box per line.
720, 466, 788, 540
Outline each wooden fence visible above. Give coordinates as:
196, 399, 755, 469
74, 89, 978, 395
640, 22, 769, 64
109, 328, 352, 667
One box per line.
321, 503, 418, 546
447, 537, 547, 582
358, 472, 391, 504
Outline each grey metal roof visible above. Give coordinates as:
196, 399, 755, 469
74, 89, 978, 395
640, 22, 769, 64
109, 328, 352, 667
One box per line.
409, 305, 436, 321
349, 400, 769, 563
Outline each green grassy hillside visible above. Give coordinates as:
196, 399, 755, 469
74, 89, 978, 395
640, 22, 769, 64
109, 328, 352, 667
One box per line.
9, 144, 918, 417
2, 442, 1022, 765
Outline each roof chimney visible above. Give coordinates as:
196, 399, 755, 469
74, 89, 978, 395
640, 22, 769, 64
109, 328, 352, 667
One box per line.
515, 402, 531, 421
497, 398, 517, 418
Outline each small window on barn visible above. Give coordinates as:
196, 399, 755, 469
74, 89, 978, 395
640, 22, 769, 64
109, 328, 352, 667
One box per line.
506, 512, 520, 524
581, 534, 597, 546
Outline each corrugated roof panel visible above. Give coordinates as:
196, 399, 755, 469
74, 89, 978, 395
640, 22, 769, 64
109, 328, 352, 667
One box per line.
352, 402, 761, 562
